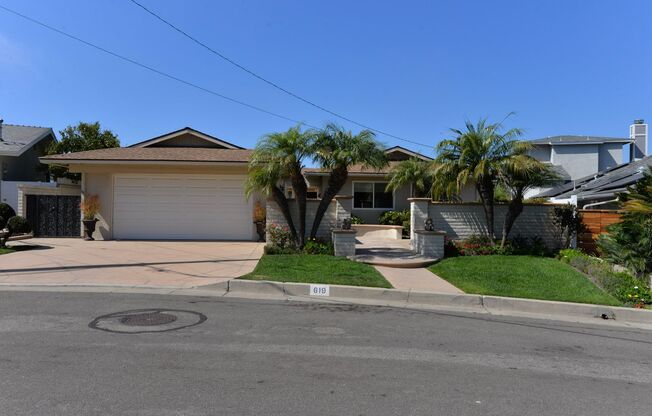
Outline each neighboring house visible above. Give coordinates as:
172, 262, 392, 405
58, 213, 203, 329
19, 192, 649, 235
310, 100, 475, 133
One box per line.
41, 127, 260, 241
302, 146, 434, 224
0, 120, 57, 209
536, 156, 652, 209
528, 135, 632, 181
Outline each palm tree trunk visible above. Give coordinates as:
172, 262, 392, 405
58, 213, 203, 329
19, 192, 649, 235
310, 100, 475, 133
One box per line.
477, 180, 495, 243
271, 186, 298, 244
290, 174, 308, 248
501, 190, 524, 248
310, 166, 348, 239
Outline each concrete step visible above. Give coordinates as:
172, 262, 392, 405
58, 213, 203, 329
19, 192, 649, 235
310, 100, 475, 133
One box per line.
353, 254, 439, 268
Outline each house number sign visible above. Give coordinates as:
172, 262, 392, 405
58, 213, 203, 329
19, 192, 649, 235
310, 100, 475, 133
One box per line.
309, 284, 330, 297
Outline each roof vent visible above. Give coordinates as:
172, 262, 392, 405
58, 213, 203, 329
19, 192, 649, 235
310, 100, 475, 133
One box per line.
0, 119, 3, 141
634, 119, 645, 124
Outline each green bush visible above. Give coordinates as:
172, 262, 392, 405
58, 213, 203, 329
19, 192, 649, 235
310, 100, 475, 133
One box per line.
447, 234, 550, 257
0, 203, 16, 227
303, 239, 334, 255
350, 215, 364, 225
557, 248, 586, 264
263, 245, 300, 255
560, 249, 652, 306
378, 210, 410, 237
6, 216, 31, 234
266, 223, 295, 249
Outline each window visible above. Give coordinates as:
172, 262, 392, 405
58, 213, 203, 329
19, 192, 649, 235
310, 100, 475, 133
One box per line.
353, 182, 393, 209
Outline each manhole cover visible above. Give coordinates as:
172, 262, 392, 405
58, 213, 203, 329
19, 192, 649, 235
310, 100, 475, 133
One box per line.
120, 312, 177, 326
89, 309, 206, 334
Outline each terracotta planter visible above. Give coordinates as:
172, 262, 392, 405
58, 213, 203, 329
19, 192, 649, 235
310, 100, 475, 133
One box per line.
83, 219, 98, 241
254, 221, 266, 242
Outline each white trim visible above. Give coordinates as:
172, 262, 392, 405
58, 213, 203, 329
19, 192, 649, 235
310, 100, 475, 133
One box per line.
352, 180, 395, 210
129, 128, 241, 149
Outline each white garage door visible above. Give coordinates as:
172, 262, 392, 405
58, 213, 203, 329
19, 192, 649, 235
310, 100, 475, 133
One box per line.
113, 174, 253, 240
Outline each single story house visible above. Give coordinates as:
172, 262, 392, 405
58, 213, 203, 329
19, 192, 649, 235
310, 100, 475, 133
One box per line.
301, 146, 434, 224
41, 127, 263, 241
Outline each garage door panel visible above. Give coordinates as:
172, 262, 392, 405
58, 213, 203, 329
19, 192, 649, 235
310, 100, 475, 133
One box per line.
113, 174, 252, 240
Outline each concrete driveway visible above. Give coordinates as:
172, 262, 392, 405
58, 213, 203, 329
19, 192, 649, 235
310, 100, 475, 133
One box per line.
0, 238, 264, 288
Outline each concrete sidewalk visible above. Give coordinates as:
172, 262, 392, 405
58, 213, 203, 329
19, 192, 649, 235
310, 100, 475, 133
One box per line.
375, 266, 463, 294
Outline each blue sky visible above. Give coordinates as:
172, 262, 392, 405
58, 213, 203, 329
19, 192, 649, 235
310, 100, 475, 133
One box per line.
0, 0, 650, 155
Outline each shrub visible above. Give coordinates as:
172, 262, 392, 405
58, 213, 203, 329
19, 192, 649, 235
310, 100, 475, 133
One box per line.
265, 223, 295, 250
378, 209, 410, 237
598, 216, 652, 279
303, 238, 334, 255
552, 204, 583, 249
0, 203, 16, 225
350, 215, 364, 225
80, 195, 100, 220
0, 215, 32, 247
557, 248, 586, 264
445, 234, 551, 257
264, 245, 299, 255
7, 216, 31, 234
560, 249, 652, 306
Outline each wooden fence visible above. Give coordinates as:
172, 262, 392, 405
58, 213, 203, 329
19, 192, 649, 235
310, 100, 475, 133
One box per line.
578, 209, 622, 254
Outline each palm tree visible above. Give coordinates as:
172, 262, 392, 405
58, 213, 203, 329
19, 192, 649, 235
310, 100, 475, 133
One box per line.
386, 158, 435, 197
499, 160, 560, 247
309, 124, 388, 239
432, 117, 529, 243
245, 125, 313, 247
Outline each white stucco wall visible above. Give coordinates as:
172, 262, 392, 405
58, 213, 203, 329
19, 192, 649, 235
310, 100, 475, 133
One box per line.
551, 144, 599, 180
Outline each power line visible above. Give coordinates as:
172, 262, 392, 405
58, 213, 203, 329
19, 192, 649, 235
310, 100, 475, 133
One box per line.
0, 4, 311, 126
127, 0, 431, 148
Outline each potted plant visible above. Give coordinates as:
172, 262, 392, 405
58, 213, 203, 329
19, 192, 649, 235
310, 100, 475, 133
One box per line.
80, 195, 100, 240
253, 201, 266, 242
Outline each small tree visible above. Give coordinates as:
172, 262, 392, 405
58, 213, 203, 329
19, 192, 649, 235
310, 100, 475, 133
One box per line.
309, 124, 387, 238
245, 125, 313, 248
386, 158, 435, 197
432, 117, 529, 243
499, 160, 560, 247
48, 122, 120, 180
552, 204, 583, 249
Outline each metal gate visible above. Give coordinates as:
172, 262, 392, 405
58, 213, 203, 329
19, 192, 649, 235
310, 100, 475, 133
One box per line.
25, 195, 81, 237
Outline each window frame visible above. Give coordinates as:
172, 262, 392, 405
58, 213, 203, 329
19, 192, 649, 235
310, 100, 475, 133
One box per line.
352, 180, 395, 210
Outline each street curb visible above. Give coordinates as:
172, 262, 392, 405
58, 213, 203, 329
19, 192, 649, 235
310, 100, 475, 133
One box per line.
1, 280, 651, 328
226, 279, 652, 326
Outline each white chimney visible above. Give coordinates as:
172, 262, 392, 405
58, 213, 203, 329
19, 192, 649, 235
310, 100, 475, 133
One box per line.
630, 119, 648, 160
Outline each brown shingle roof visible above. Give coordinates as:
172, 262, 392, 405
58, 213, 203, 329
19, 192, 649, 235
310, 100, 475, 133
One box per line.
40, 147, 253, 163
303, 161, 401, 175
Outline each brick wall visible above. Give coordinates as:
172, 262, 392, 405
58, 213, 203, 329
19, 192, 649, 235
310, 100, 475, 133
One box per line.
266, 198, 339, 241
425, 203, 562, 249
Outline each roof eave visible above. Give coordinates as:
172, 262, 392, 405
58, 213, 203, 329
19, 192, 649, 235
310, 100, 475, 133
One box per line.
38, 159, 249, 166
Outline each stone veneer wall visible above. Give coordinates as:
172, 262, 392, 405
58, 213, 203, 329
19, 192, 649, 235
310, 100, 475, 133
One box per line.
423, 203, 562, 249
266, 197, 350, 241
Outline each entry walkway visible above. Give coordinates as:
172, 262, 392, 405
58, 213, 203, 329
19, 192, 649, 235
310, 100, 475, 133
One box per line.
375, 265, 463, 293
353, 237, 438, 268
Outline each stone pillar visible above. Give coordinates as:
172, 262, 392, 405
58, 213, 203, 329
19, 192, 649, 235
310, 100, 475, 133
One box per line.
334, 195, 353, 229
408, 198, 431, 242
332, 229, 357, 257
414, 230, 446, 258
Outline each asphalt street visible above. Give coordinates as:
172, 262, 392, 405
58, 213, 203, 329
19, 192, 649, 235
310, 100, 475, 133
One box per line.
1, 290, 651, 415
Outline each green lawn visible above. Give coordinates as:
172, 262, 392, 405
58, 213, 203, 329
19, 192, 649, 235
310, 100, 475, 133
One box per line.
240, 254, 392, 288
0, 247, 15, 255
429, 255, 620, 306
